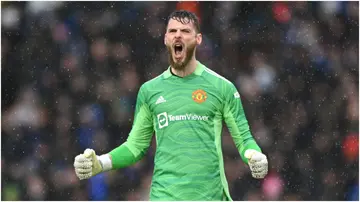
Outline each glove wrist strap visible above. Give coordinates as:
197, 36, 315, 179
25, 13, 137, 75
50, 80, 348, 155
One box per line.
98, 154, 112, 172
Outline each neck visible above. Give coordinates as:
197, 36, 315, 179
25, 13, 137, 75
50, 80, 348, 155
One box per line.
171, 57, 198, 77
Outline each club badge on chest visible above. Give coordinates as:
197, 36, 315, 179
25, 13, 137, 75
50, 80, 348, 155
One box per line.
192, 89, 207, 104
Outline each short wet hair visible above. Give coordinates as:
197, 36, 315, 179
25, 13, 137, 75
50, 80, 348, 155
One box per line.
167, 10, 201, 33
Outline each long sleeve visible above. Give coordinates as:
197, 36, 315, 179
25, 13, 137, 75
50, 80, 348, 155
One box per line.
222, 83, 261, 164
109, 85, 154, 169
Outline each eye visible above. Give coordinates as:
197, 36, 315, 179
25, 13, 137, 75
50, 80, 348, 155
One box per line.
181, 29, 191, 33
168, 29, 177, 33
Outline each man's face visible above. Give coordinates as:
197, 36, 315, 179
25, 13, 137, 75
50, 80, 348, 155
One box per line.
165, 18, 202, 70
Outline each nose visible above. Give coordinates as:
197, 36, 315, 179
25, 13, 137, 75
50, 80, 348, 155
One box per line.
175, 30, 181, 38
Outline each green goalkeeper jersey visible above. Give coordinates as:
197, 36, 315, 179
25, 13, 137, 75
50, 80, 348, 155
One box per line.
111, 61, 261, 201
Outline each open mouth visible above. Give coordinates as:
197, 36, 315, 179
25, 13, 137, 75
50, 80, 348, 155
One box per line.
174, 44, 184, 56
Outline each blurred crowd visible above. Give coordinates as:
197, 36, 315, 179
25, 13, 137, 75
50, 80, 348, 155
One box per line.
1, 1, 359, 201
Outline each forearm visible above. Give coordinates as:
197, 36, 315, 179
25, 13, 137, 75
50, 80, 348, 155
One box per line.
224, 109, 261, 164
97, 144, 145, 171
108, 144, 145, 169
237, 136, 261, 164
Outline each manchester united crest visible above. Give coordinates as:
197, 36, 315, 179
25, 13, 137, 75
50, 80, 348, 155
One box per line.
192, 89, 207, 103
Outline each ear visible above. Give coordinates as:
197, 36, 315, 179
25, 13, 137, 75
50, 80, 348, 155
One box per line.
164, 33, 167, 45
196, 33, 202, 45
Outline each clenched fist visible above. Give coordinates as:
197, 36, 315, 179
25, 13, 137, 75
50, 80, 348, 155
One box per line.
74, 149, 103, 180
244, 149, 268, 179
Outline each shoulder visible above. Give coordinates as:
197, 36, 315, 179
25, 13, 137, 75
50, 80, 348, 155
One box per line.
201, 66, 236, 90
200, 66, 240, 102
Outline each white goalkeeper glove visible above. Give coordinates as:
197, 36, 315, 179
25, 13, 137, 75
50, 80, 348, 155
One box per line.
73, 148, 112, 180
244, 149, 268, 179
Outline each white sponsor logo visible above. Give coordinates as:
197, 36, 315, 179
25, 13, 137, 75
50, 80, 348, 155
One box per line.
157, 112, 209, 129
156, 96, 166, 105
157, 112, 168, 129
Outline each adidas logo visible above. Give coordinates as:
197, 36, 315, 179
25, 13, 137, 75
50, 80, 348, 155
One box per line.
156, 96, 166, 105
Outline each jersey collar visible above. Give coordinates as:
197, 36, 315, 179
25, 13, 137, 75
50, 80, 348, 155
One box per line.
163, 61, 205, 79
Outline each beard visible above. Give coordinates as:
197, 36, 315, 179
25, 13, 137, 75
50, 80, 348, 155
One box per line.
167, 42, 196, 70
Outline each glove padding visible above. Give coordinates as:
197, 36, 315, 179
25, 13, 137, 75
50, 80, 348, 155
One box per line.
74, 149, 103, 180
244, 149, 268, 179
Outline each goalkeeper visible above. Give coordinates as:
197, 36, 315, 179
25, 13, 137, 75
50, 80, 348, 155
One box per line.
74, 10, 268, 201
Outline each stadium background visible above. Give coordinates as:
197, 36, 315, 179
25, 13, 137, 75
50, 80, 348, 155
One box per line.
1, 1, 359, 201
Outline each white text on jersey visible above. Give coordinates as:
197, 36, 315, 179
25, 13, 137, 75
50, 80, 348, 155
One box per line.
157, 112, 209, 129
168, 114, 209, 121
